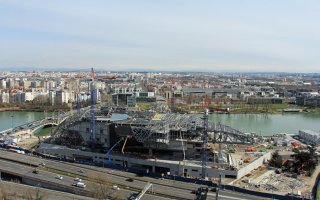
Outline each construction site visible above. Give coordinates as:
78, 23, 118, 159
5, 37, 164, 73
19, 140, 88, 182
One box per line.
36, 101, 275, 181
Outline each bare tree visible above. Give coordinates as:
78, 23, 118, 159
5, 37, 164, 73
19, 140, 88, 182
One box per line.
89, 173, 112, 200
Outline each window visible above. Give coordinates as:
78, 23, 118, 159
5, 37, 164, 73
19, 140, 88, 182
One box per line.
192, 169, 198, 172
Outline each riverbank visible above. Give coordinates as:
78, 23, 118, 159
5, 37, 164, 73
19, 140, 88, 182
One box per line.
0, 106, 69, 112
185, 103, 320, 115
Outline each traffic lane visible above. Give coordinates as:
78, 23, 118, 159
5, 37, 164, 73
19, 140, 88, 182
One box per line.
72, 161, 201, 191
0, 181, 94, 200
0, 159, 91, 195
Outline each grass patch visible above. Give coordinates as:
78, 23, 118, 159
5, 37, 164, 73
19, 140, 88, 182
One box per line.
34, 127, 53, 136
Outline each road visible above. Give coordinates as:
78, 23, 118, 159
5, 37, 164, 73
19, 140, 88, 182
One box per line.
0, 181, 93, 200
0, 149, 271, 200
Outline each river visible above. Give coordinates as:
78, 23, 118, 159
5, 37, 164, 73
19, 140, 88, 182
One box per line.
209, 113, 320, 135
0, 111, 319, 136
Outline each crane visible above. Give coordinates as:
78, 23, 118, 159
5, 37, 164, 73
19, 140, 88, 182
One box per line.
201, 108, 209, 179
107, 137, 124, 164
121, 134, 132, 154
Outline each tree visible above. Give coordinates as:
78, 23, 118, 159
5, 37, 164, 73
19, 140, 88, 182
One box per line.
89, 173, 111, 200
269, 151, 282, 168
295, 145, 318, 175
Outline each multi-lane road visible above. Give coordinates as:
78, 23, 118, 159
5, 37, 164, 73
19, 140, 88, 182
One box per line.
0, 149, 271, 200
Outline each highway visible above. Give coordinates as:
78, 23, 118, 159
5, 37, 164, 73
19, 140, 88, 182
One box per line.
0, 149, 271, 200
0, 181, 93, 200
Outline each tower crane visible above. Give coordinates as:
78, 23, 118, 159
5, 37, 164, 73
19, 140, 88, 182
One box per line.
201, 108, 209, 179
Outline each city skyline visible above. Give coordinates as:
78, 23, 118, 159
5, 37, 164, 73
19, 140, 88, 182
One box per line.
1, 0, 320, 72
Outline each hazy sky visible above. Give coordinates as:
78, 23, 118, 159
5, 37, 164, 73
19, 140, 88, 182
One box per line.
0, 0, 319, 72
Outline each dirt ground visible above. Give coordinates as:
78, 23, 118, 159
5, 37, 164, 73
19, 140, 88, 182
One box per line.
17, 136, 39, 150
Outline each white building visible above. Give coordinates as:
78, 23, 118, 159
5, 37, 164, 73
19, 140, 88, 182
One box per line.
49, 91, 56, 106
56, 91, 69, 105
44, 81, 56, 91
0, 79, 6, 89
21, 92, 34, 102
299, 130, 320, 144
0, 92, 9, 103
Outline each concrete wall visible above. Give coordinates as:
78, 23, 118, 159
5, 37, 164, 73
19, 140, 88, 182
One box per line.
237, 152, 271, 179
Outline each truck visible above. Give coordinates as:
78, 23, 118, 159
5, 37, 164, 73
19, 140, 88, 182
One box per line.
72, 182, 86, 188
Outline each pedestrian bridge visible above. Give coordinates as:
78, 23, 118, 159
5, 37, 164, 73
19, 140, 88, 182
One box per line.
0, 113, 71, 139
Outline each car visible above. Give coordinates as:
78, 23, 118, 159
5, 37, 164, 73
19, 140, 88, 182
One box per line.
126, 178, 134, 182
56, 175, 63, 180
112, 185, 120, 190
32, 169, 39, 174
39, 162, 46, 166
78, 169, 85, 173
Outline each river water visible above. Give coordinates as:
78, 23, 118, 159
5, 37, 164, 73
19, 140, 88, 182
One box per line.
0, 111, 319, 136
209, 113, 320, 135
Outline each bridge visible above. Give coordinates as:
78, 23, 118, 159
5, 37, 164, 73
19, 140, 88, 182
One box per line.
0, 111, 72, 141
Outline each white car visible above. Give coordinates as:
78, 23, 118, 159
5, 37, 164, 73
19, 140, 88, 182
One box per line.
112, 185, 120, 190
56, 175, 63, 180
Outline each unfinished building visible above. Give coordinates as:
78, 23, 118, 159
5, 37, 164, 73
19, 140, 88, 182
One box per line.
43, 106, 270, 179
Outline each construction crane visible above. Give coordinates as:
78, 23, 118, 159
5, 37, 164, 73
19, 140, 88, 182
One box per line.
89, 68, 96, 141
201, 108, 209, 179
107, 137, 124, 164
121, 134, 132, 154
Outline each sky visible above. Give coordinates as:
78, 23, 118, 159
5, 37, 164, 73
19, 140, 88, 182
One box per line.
0, 0, 319, 72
